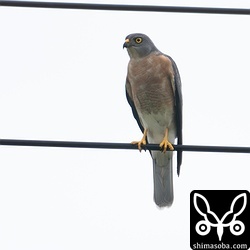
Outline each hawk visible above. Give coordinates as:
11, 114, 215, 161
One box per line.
123, 33, 183, 207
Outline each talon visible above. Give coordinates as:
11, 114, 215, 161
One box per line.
159, 140, 174, 152
132, 139, 146, 152
159, 128, 174, 153
131, 129, 147, 152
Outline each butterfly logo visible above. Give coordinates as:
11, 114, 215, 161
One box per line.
193, 192, 247, 241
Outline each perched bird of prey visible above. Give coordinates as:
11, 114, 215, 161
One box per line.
123, 33, 182, 207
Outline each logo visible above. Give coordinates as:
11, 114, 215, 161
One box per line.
190, 190, 250, 250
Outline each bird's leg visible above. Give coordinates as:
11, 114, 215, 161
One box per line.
131, 128, 148, 152
159, 128, 174, 153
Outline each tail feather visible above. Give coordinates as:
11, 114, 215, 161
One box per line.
152, 152, 173, 207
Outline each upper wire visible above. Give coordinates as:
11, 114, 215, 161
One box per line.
0, 1, 249, 15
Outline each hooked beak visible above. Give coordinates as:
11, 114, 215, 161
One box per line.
123, 38, 130, 49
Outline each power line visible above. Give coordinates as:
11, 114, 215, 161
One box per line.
1, 138, 250, 154
0, 1, 249, 15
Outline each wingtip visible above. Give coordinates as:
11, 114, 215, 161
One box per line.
177, 153, 182, 176
177, 164, 181, 176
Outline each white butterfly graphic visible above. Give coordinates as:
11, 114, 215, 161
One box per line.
193, 192, 247, 241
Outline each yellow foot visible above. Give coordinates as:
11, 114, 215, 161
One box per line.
131, 129, 147, 152
131, 139, 146, 152
159, 128, 174, 153
159, 139, 174, 153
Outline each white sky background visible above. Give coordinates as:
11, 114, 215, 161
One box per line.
0, 0, 250, 249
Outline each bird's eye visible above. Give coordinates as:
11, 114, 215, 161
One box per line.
135, 37, 143, 44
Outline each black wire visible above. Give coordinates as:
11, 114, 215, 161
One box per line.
1, 139, 250, 153
0, 1, 249, 15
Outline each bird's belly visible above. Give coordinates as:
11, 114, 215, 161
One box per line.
132, 80, 176, 143
138, 111, 176, 144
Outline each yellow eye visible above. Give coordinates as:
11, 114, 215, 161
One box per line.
135, 37, 143, 44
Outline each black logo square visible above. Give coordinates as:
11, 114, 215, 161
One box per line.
190, 190, 250, 250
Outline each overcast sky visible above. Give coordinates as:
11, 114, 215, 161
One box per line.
0, 0, 249, 249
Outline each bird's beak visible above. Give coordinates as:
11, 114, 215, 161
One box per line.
123, 38, 130, 49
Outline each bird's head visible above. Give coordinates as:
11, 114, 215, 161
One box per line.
123, 33, 158, 59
